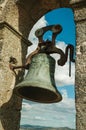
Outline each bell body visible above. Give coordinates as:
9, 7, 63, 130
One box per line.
14, 53, 62, 103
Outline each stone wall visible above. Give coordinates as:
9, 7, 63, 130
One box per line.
74, 6, 86, 130
0, 0, 31, 130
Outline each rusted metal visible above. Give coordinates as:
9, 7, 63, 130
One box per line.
0, 21, 32, 46
9, 24, 75, 76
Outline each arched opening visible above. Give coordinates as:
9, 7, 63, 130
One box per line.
20, 8, 76, 129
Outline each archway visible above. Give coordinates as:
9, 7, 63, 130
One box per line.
20, 8, 76, 129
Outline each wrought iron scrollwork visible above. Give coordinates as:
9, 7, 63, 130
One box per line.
9, 24, 75, 76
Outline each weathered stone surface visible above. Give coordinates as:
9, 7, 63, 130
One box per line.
0, 0, 29, 130
74, 4, 86, 130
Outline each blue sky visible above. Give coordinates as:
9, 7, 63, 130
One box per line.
20, 8, 76, 129
44, 8, 76, 44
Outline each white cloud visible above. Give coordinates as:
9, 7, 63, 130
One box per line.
21, 90, 75, 128
21, 17, 76, 129
27, 41, 75, 87
22, 102, 32, 111
51, 41, 75, 87
27, 16, 75, 87
28, 16, 47, 55
61, 89, 68, 98
59, 89, 75, 110
21, 89, 76, 128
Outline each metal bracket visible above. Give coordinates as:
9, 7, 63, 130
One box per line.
9, 24, 75, 77
0, 21, 32, 46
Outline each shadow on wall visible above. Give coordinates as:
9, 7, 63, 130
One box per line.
0, 95, 22, 130
0, 70, 24, 130
0, 1, 33, 130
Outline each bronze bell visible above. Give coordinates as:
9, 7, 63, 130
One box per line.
14, 53, 62, 103
11, 25, 75, 103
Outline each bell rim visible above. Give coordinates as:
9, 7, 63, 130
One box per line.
14, 86, 62, 103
